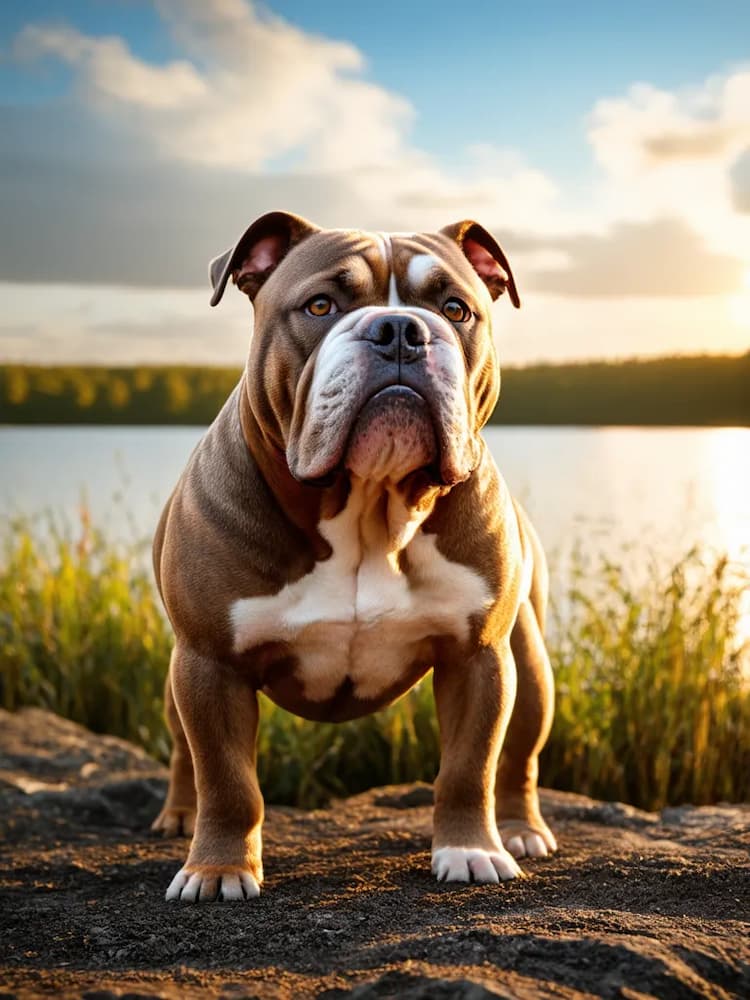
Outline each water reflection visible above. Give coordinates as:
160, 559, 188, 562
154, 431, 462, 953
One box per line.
1, 425, 749, 574
705, 428, 750, 563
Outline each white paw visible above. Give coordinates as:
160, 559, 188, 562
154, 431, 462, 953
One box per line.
504, 831, 553, 859
165, 867, 261, 902
500, 823, 558, 859
431, 846, 522, 883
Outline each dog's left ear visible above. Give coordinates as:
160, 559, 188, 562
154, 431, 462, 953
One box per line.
440, 220, 520, 308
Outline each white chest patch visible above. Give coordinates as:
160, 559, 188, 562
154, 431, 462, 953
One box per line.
230, 481, 491, 703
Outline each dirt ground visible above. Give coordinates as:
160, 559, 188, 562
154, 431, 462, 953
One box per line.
0, 708, 748, 1000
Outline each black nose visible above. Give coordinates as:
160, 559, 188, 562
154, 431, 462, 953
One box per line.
364, 314, 429, 364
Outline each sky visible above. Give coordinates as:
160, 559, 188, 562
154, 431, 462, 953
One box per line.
2, 0, 750, 366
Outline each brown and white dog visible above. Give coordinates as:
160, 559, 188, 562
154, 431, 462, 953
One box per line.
152, 211, 557, 902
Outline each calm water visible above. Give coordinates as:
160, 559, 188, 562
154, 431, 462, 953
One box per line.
1, 426, 749, 579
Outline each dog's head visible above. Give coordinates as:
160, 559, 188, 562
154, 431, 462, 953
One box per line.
210, 212, 519, 490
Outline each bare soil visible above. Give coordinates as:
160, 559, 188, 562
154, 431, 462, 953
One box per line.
0, 708, 748, 1000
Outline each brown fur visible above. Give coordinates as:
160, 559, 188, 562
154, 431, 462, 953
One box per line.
153, 215, 555, 900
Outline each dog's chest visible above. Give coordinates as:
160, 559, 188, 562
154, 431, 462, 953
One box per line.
229, 491, 490, 709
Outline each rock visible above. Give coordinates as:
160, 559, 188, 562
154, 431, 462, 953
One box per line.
373, 783, 434, 809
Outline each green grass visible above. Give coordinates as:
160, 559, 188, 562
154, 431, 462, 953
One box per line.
1, 509, 748, 809
542, 546, 750, 809
0, 509, 173, 762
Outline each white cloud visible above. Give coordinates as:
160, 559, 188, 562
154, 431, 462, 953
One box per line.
501, 292, 750, 365
521, 218, 744, 298
5, 1, 750, 365
12, 0, 562, 233
588, 70, 750, 175
16, 0, 410, 173
0, 282, 251, 365
17, 24, 208, 109
2, 279, 748, 368
586, 69, 750, 260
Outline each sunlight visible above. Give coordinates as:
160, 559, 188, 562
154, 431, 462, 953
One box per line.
706, 428, 750, 649
728, 268, 750, 328
706, 428, 750, 557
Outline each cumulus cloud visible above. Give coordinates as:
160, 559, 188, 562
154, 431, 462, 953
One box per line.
586, 69, 750, 263
730, 149, 750, 213
0, 104, 550, 290
3, 0, 750, 372
502, 290, 750, 364
3, 0, 576, 312
16, 24, 208, 109
588, 71, 750, 174
4, 278, 747, 367
522, 218, 745, 297
15, 0, 411, 172
0, 114, 357, 288
644, 126, 738, 161
0, 282, 252, 365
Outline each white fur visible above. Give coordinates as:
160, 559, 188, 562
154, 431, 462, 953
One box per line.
431, 846, 521, 883
373, 231, 402, 306
166, 867, 260, 902
505, 832, 550, 859
407, 253, 440, 290
388, 269, 402, 306
230, 479, 491, 704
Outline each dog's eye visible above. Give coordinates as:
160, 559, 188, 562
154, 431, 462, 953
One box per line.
442, 298, 471, 323
305, 295, 337, 317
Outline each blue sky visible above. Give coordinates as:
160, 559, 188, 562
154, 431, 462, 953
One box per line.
4, 1, 748, 178
1, 0, 750, 364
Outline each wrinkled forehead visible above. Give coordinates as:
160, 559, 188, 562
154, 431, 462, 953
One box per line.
267, 229, 485, 300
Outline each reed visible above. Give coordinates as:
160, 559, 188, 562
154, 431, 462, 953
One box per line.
0, 509, 172, 762
1, 509, 747, 808
542, 545, 750, 809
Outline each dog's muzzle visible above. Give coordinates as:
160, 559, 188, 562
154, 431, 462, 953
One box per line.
344, 385, 438, 482
288, 306, 477, 488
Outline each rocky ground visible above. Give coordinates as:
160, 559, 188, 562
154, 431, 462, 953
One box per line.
0, 708, 748, 999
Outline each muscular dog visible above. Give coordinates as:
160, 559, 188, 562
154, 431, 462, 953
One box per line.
152, 212, 556, 902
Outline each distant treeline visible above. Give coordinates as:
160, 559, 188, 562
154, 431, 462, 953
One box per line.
1, 354, 748, 426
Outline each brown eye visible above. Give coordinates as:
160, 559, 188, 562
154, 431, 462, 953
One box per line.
305, 295, 336, 317
442, 298, 471, 323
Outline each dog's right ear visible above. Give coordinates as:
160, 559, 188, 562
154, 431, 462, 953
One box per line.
209, 211, 320, 306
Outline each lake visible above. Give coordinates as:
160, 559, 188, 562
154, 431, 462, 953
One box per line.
1, 425, 749, 586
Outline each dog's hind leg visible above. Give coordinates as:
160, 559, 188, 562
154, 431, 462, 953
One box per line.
151, 651, 197, 838
495, 507, 557, 859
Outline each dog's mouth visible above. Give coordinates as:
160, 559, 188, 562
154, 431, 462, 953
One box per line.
296, 386, 441, 488
343, 385, 439, 483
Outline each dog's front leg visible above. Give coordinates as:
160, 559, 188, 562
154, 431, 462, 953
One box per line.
164, 644, 263, 902
431, 641, 522, 883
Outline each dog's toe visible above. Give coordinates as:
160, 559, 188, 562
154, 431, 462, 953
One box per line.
165, 867, 261, 902
431, 846, 522, 884
165, 868, 190, 901
501, 823, 557, 859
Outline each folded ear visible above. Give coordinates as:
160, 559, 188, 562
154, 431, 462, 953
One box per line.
440, 220, 520, 308
209, 211, 319, 306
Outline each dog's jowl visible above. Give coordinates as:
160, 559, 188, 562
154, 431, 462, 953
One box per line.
152, 212, 557, 902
